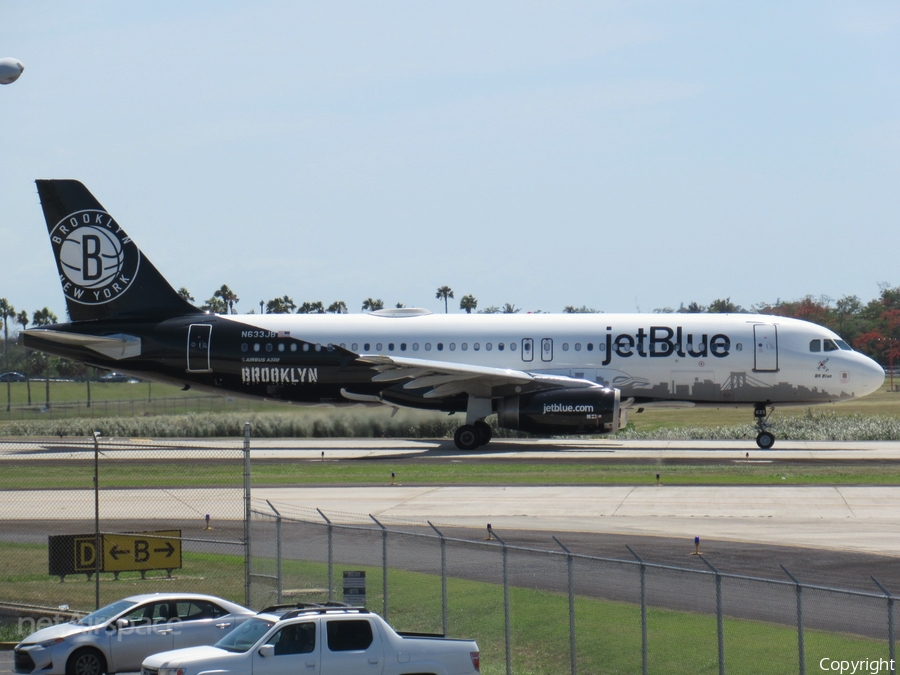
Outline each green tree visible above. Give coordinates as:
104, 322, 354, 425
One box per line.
501, 303, 520, 314
563, 305, 598, 313
327, 301, 348, 314
15, 310, 31, 404
362, 298, 384, 312
266, 296, 297, 314
459, 295, 478, 314
201, 296, 227, 314
213, 284, 239, 314
0, 298, 14, 411
479, 306, 500, 314
297, 301, 325, 314
32, 308, 57, 409
177, 287, 195, 303
679, 302, 706, 313
436, 286, 454, 314
707, 298, 743, 313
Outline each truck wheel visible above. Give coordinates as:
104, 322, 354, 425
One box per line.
66, 648, 107, 675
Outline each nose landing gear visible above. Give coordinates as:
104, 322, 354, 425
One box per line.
754, 405, 775, 449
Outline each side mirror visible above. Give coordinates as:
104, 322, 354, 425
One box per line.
258, 645, 275, 658
115, 619, 130, 630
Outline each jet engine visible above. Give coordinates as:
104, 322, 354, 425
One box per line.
497, 387, 623, 436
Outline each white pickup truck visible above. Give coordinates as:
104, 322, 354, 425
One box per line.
141, 605, 480, 675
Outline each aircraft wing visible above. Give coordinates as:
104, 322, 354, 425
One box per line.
353, 354, 601, 399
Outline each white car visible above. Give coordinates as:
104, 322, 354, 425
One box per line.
142, 605, 480, 675
14, 593, 254, 675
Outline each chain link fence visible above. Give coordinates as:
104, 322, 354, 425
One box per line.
249, 504, 898, 675
2, 429, 899, 673
0, 435, 247, 617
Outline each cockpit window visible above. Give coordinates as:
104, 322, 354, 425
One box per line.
809, 340, 821, 352
823, 339, 839, 352
835, 340, 852, 351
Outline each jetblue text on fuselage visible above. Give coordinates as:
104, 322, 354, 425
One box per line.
600, 326, 731, 366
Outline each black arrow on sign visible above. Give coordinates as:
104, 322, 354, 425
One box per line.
109, 545, 131, 560
154, 542, 176, 557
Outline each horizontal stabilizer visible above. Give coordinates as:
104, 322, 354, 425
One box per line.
21, 329, 141, 360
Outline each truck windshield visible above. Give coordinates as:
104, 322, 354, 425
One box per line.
215, 618, 275, 653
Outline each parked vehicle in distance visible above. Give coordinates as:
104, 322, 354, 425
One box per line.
14, 593, 255, 675
141, 604, 480, 675
0, 371, 27, 382
98, 372, 130, 382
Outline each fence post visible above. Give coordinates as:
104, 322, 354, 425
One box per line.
782, 565, 805, 675
429, 522, 449, 637
243, 422, 251, 608
700, 556, 725, 675
316, 509, 334, 602
626, 545, 648, 675
370, 515, 388, 620
489, 529, 512, 675
872, 576, 896, 672
553, 537, 577, 675
265, 500, 283, 604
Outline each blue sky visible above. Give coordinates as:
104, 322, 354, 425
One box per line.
1, 1, 898, 320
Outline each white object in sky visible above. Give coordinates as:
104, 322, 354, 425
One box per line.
0, 57, 24, 84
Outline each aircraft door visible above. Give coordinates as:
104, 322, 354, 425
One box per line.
753, 324, 778, 372
521, 338, 534, 362
541, 338, 553, 362
187, 324, 212, 372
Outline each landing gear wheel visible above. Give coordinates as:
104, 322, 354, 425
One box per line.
473, 421, 492, 446
756, 431, 775, 449
454, 425, 481, 451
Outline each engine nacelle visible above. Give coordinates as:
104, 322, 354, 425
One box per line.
497, 387, 622, 436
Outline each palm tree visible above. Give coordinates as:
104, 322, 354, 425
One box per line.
297, 301, 325, 314
213, 285, 239, 314
177, 287, 195, 303
479, 306, 500, 314
201, 296, 227, 313
436, 286, 454, 314
0, 298, 14, 412
327, 301, 348, 314
459, 295, 478, 314
501, 303, 520, 314
563, 305, 599, 313
362, 298, 384, 312
15, 310, 31, 404
266, 296, 297, 314
32, 308, 57, 409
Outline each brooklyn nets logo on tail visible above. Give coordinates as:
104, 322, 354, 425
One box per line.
37, 180, 202, 322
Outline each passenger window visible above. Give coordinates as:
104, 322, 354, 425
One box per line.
425, 343, 431, 351
575, 343, 581, 351
437, 343, 443, 351
473, 343, 480, 351
176, 600, 223, 621
315, 344, 322, 352
290, 344, 297, 352
270, 622, 316, 655
510, 342, 516, 352
486, 343, 492, 351
326, 620, 373, 652
278, 344, 285, 352
253, 344, 261, 352
498, 343, 504, 351
375, 343, 382, 351
351, 343, 358, 351
836, 340, 852, 351
449, 343, 455, 351
413, 343, 419, 351
810, 340, 821, 352
461, 343, 468, 351
266, 343, 273, 352
562, 343, 569, 351
388, 343, 395, 351
824, 339, 839, 352
587, 343, 593, 352
241, 344, 248, 352
400, 343, 407, 351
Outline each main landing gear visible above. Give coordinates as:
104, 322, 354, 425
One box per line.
754, 404, 775, 449
454, 420, 492, 451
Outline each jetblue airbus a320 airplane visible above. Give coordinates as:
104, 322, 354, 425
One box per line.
21, 180, 885, 450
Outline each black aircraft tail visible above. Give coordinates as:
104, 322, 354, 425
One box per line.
36, 179, 202, 322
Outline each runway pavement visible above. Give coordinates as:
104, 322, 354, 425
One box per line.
2, 438, 900, 555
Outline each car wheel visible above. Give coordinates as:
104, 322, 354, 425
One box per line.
66, 648, 107, 675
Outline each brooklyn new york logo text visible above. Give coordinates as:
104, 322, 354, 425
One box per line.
50, 210, 140, 305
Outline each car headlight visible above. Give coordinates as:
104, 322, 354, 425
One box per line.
36, 638, 65, 649
159, 668, 185, 675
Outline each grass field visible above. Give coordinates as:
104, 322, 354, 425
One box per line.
0, 544, 888, 675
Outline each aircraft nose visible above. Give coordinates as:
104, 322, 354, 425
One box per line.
856, 354, 886, 396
